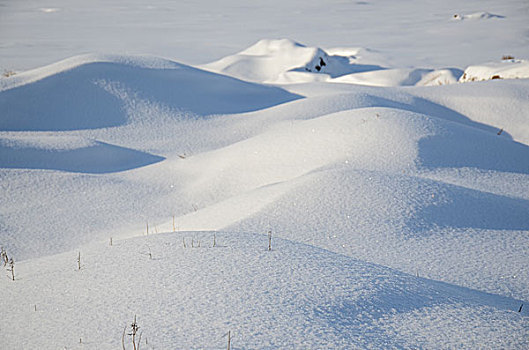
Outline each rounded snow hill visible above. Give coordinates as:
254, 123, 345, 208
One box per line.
0, 54, 301, 131
202, 39, 465, 87
201, 39, 386, 84
409, 77, 529, 146
1, 231, 527, 349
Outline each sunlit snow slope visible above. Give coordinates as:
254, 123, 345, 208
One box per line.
2, 232, 527, 349
1, 6, 529, 346
1, 51, 528, 303
202, 39, 463, 86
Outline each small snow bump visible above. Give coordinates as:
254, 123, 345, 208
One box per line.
39, 8, 60, 13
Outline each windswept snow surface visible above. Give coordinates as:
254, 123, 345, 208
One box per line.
2, 0, 529, 348
2, 53, 528, 348
1, 232, 527, 349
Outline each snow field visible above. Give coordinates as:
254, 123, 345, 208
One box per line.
1, 232, 527, 349
3, 0, 529, 71
1, 55, 528, 304
2, 1, 529, 345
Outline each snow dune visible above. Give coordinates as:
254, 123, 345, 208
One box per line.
203, 39, 463, 86
1, 232, 527, 349
0, 54, 300, 173
204, 39, 529, 86
0, 54, 301, 131
201, 39, 384, 84
1, 38, 528, 349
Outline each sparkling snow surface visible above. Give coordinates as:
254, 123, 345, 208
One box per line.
1, 0, 529, 349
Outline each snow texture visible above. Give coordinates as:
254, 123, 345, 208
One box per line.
1, 0, 529, 348
1, 232, 527, 349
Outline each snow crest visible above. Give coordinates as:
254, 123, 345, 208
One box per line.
202, 39, 464, 86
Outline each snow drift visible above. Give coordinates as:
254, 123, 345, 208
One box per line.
0, 54, 301, 131
2, 232, 527, 349
202, 39, 466, 86
1, 35, 529, 349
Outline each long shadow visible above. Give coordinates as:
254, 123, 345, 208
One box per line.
406, 181, 529, 231
0, 140, 165, 173
357, 94, 529, 174
310, 246, 527, 346
417, 127, 529, 174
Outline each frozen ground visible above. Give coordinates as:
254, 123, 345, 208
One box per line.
1, 0, 528, 349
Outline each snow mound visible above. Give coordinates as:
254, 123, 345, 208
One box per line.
203, 39, 463, 87
409, 78, 529, 146
452, 11, 505, 21
0, 54, 184, 91
132, 102, 529, 300
460, 59, 529, 82
202, 39, 385, 84
2, 232, 527, 349
225, 165, 529, 297
1, 49, 529, 350
0, 54, 300, 131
